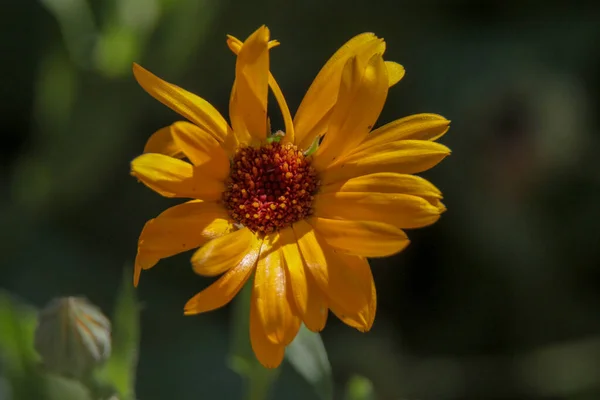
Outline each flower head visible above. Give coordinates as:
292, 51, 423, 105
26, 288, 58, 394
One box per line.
131, 25, 450, 368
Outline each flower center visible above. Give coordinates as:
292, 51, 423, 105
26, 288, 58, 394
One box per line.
223, 142, 319, 234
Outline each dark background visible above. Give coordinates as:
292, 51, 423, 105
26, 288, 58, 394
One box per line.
2, 0, 600, 399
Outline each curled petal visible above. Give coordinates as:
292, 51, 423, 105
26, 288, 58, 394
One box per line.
190, 227, 257, 277
294, 34, 386, 150
171, 121, 230, 180
184, 234, 263, 315
134, 201, 233, 286
229, 26, 271, 142
385, 61, 405, 86
313, 54, 388, 170
269, 73, 295, 144
143, 125, 184, 158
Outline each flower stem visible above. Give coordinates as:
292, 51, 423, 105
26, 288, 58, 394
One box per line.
246, 370, 273, 400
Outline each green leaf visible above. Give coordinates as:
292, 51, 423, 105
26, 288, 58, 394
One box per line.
0, 292, 39, 374
285, 324, 333, 400
0, 292, 46, 399
344, 375, 375, 400
96, 268, 140, 400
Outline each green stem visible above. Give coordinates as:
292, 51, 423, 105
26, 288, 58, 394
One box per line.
230, 281, 253, 365
246, 370, 273, 400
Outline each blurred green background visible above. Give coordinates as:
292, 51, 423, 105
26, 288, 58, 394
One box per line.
2, 0, 600, 399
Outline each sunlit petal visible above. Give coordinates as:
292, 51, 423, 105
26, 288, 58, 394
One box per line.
308, 217, 409, 257
254, 233, 301, 345
313, 53, 388, 170
183, 234, 263, 315
130, 153, 224, 199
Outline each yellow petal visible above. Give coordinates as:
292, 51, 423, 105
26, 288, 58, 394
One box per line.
170, 121, 230, 180
293, 221, 372, 330
132, 63, 231, 144
130, 153, 224, 199
268, 73, 295, 144
292, 220, 328, 289
321, 140, 451, 184
303, 236, 375, 331
226, 34, 279, 54
319, 172, 442, 206
230, 26, 270, 142
281, 226, 329, 331
313, 54, 388, 171
308, 217, 409, 258
134, 201, 232, 286
190, 227, 257, 277
302, 272, 329, 332
353, 114, 450, 154
327, 260, 376, 332
183, 234, 263, 315
294, 34, 386, 151
143, 125, 184, 158
228, 81, 253, 146
280, 228, 308, 317
313, 191, 443, 229
385, 61, 405, 86
317, 245, 373, 316
227, 34, 292, 142
249, 286, 285, 369
254, 233, 301, 345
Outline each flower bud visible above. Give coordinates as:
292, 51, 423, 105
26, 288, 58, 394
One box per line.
34, 297, 111, 378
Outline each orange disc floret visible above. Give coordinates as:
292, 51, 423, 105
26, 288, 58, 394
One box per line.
223, 142, 319, 234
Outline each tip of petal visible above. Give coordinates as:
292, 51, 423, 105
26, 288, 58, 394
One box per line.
133, 266, 141, 287
135, 246, 159, 272
352, 32, 378, 42
385, 61, 405, 87
259, 358, 284, 369
183, 300, 199, 316
251, 25, 270, 43
132, 62, 146, 79
437, 202, 447, 213
437, 143, 452, 156
227, 35, 243, 54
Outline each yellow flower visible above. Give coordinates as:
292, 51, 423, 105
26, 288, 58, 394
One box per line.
131, 25, 450, 368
